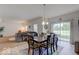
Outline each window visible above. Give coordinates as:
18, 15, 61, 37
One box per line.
51, 22, 70, 41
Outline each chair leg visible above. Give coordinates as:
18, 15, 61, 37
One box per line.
39, 47, 41, 55
32, 49, 34, 55
47, 47, 49, 55
28, 48, 30, 55
53, 45, 55, 52
51, 45, 53, 55
40, 48, 42, 55
56, 43, 58, 50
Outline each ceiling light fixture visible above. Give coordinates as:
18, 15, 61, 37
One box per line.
42, 4, 48, 25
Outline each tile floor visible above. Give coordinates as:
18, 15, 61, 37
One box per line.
58, 41, 77, 55
0, 39, 77, 55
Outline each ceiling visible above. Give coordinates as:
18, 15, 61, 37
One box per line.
0, 4, 79, 20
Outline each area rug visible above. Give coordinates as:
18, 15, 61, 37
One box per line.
0, 43, 63, 55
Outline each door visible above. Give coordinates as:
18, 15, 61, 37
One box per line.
51, 22, 70, 41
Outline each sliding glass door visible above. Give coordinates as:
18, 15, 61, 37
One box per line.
51, 22, 70, 41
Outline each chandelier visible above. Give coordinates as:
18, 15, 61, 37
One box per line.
42, 4, 48, 25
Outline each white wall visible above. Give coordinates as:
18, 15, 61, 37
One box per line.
28, 17, 43, 34
0, 20, 26, 36
29, 10, 79, 44
0, 10, 79, 44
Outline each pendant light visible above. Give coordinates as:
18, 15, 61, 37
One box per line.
42, 4, 48, 25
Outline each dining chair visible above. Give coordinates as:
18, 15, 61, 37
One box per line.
27, 34, 58, 55
37, 33, 58, 55
41, 33, 58, 55
50, 33, 58, 52
39, 35, 51, 55
27, 35, 42, 55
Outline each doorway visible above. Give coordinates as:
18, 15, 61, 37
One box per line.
33, 24, 38, 33
51, 22, 70, 42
